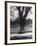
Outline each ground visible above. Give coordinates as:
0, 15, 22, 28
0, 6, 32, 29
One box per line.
10, 23, 32, 40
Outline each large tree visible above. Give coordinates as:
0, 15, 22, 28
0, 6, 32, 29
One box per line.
16, 6, 31, 33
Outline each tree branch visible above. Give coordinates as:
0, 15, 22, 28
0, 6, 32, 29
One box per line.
23, 7, 31, 18
22, 7, 24, 14
16, 6, 20, 12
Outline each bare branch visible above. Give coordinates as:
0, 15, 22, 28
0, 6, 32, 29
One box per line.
23, 7, 31, 18
16, 6, 20, 12
22, 7, 24, 14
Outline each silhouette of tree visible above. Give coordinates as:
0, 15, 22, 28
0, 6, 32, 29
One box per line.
10, 6, 31, 34
16, 6, 31, 33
